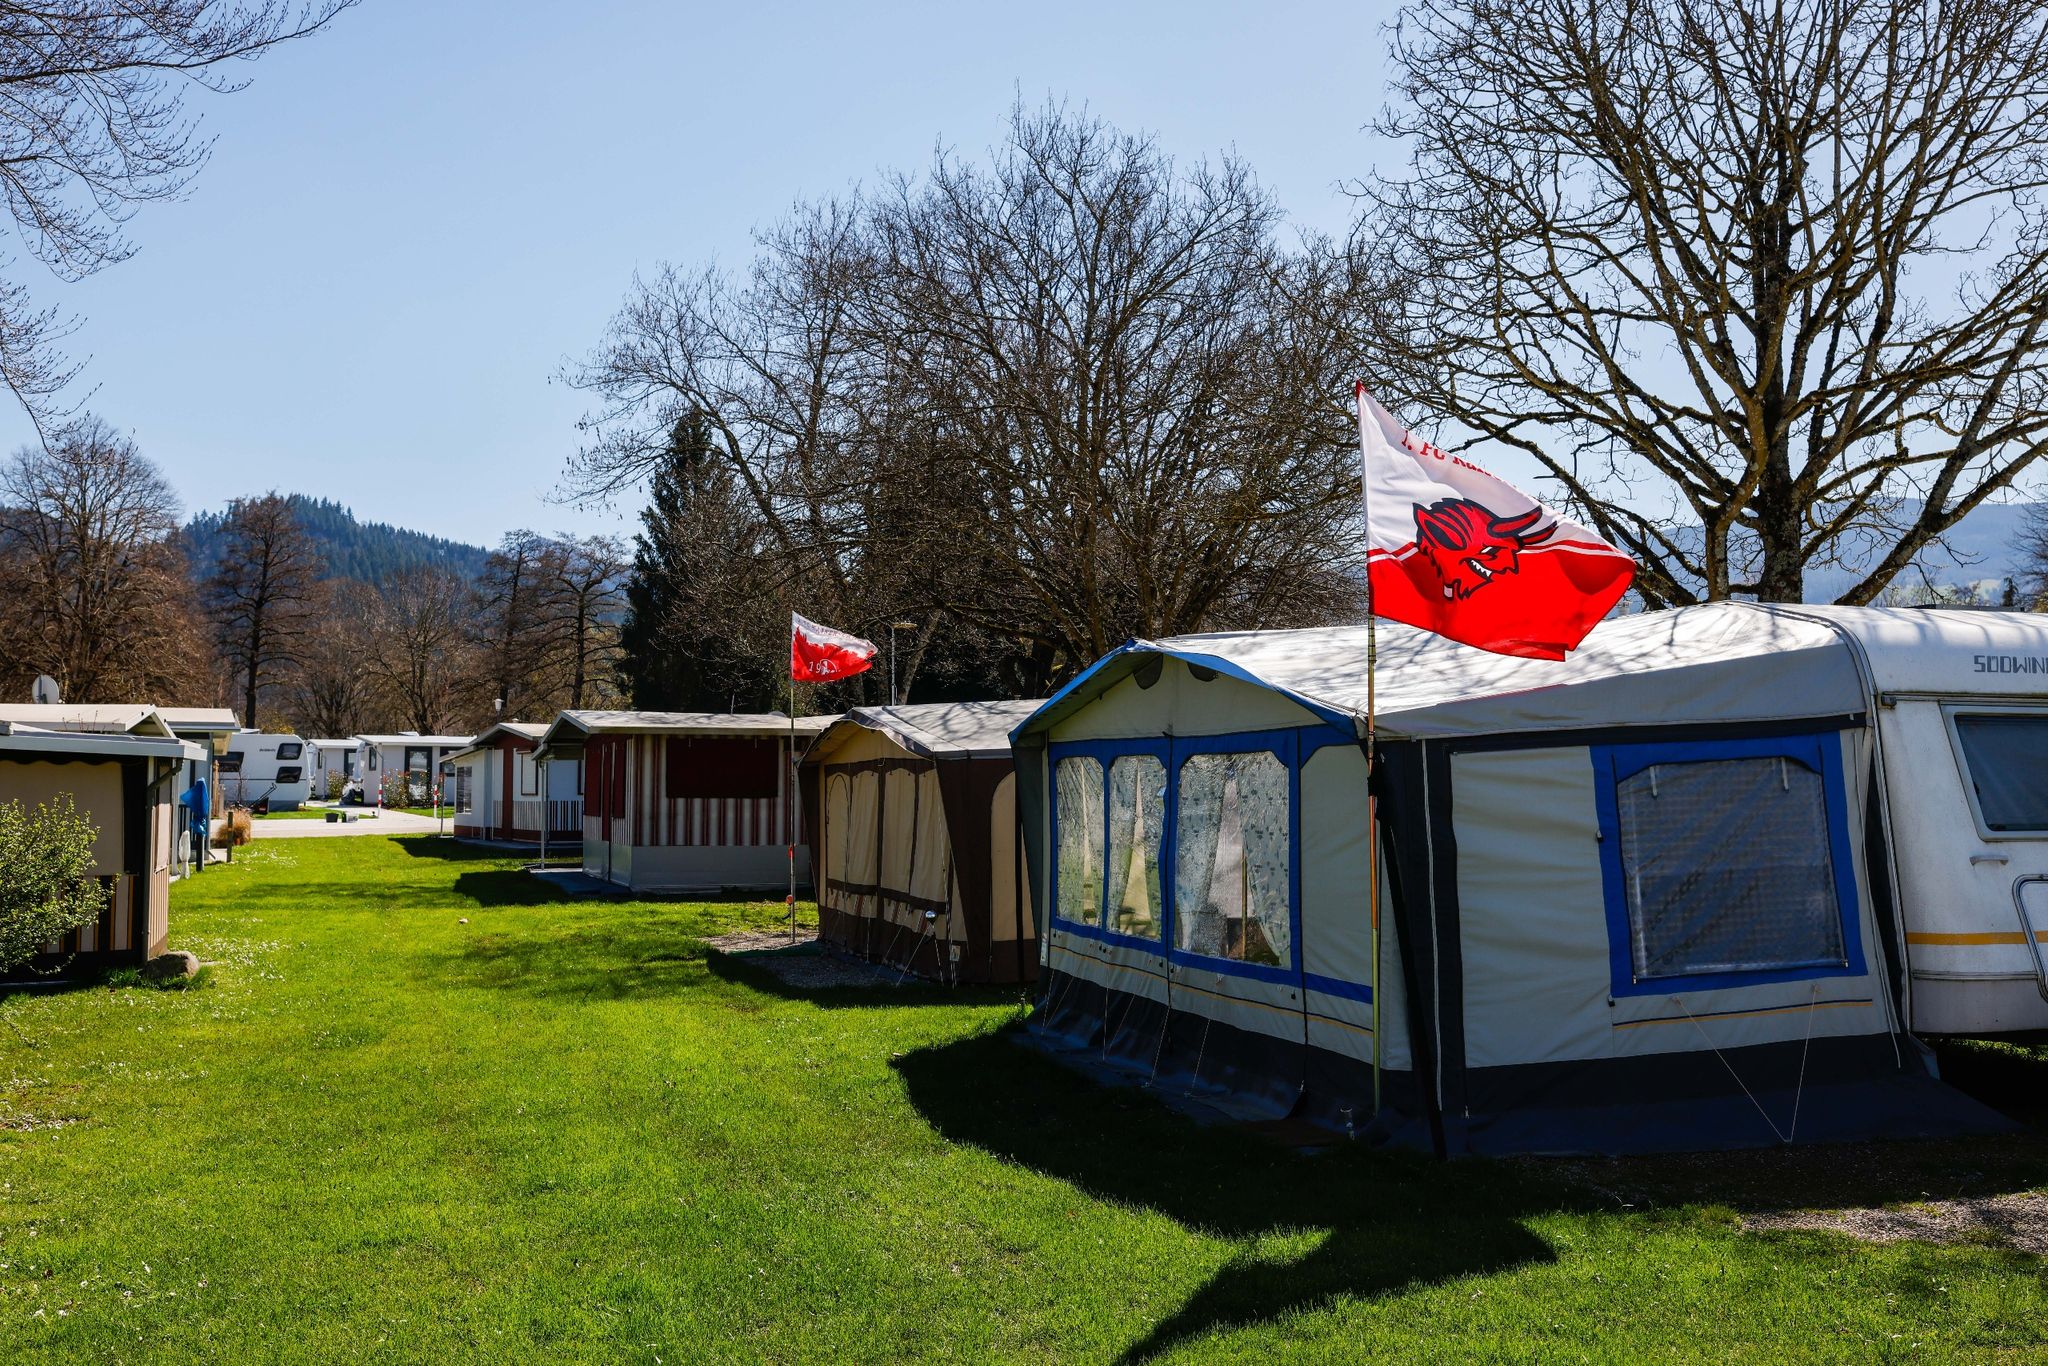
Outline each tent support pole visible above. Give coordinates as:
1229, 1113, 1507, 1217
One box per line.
1356, 381, 1383, 1123
788, 677, 798, 946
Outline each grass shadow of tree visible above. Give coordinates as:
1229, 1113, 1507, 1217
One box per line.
893, 1026, 1566, 1362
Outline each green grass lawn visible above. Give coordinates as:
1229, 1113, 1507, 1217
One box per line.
3, 837, 2047, 1361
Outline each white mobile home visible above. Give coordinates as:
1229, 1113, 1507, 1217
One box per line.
306, 738, 356, 799
536, 711, 833, 892
351, 734, 471, 807
220, 730, 313, 810
448, 721, 583, 843
1011, 603, 2031, 1155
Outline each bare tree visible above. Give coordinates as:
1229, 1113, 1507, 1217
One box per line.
533, 534, 627, 710
0, 2, 354, 429
474, 530, 552, 717
1365, 0, 2048, 606
0, 416, 212, 702
204, 492, 323, 727
359, 566, 478, 734
285, 586, 376, 737
570, 104, 1379, 689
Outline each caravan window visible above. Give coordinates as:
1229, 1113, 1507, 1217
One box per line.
276, 767, 303, 786
1107, 756, 1167, 939
276, 742, 302, 761
1952, 713, 2048, 833
1613, 755, 1847, 982
1174, 751, 1290, 967
1055, 756, 1105, 927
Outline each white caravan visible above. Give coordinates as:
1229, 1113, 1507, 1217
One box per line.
220, 730, 313, 811
1794, 607, 2048, 1034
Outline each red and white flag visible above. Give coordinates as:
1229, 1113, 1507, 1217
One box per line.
790, 613, 878, 683
1357, 383, 1634, 660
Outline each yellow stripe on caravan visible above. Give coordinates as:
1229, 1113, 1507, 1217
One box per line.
1906, 930, 2048, 946
1611, 998, 1872, 1030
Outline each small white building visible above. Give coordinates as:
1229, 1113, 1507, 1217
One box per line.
447, 721, 583, 844
305, 738, 357, 799
352, 733, 472, 807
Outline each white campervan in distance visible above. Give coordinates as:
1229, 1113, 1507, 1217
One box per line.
220, 730, 314, 812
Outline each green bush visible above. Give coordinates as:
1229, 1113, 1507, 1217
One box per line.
0, 795, 111, 973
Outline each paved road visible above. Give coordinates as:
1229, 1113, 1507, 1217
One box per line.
249, 809, 449, 838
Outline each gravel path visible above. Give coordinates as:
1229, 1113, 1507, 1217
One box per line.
249, 809, 447, 838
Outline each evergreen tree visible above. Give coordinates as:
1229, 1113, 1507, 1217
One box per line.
619, 414, 778, 711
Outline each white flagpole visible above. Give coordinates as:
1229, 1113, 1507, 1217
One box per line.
1356, 383, 1383, 1122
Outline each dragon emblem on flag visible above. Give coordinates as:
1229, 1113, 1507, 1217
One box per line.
1412, 498, 1547, 600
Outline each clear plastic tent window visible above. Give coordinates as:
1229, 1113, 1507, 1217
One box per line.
1953, 712, 2048, 832
1056, 756, 1105, 927
1107, 756, 1167, 939
1175, 751, 1290, 967
1617, 756, 1845, 981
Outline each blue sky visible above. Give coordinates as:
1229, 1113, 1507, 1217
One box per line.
0, 0, 1404, 547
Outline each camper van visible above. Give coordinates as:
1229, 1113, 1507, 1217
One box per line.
220, 730, 314, 812
1801, 607, 2048, 1036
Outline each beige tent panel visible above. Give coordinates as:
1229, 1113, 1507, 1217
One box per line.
991, 771, 1019, 943
879, 768, 916, 905
909, 767, 950, 904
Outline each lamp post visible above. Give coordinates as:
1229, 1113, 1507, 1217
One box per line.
888, 621, 919, 705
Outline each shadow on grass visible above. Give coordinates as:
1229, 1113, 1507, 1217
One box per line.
705, 946, 1026, 1012
1542, 1039, 2048, 1218
452, 870, 573, 907
393, 837, 509, 862
894, 1027, 1565, 1362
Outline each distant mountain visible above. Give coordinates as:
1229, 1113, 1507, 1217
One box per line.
182, 495, 490, 586
1627, 500, 2041, 603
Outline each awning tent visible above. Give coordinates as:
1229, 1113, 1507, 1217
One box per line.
536, 710, 834, 893
801, 700, 1044, 983
1010, 602, 2017, 1155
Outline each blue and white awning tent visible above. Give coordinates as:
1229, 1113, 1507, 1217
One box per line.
1009, 602, 2028, 1156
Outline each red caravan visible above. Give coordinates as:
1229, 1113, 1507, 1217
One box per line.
1356, 384, 1635, 659
791, 613, 879, 683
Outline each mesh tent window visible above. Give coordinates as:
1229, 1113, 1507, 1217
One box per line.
1593, 733, 1865, 996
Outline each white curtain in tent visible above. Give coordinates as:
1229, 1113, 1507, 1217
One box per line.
1174, 751, 1290, 966
1056, 756, 1104, 926
1107, 755, 1166, 938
